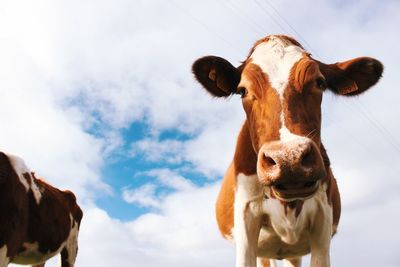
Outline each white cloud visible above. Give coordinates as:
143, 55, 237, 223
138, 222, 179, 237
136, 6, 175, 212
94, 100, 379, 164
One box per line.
132, 139, 186, 164
123, 183, 160, 208
131, 106, 244, 177
0, 38, 108, 203
122, 168, 196, 208
146, 168, 195, 191
77, 183, 235, 267
331, 196, 400, 267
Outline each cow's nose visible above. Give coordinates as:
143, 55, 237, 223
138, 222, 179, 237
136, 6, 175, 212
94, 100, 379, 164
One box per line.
260, 140, 317, 169
257, 139, 325, 184
299, 143, 318, 168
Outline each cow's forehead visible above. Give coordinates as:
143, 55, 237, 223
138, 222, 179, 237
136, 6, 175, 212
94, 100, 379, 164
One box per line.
247, 35, 307, 96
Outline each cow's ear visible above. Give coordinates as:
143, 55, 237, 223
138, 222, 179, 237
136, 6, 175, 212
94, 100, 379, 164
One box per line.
192, 56, 241, 97
318, 57, 383, 96
0, 152, 11, 183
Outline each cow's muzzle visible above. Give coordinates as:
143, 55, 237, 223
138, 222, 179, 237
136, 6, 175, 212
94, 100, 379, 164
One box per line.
257, 138, 326, 201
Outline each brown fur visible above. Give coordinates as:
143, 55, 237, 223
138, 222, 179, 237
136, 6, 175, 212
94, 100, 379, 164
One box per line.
240, 64, 282, 151
317, 57, 383, 96
0, 152, 82, 267
284, 59, 323, 145
192, 56, 241, 97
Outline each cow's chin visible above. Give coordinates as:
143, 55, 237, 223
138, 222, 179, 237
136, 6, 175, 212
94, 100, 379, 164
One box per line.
267, 180, 321, 202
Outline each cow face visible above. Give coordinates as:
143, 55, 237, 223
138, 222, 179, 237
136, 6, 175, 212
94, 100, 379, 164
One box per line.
192, 35, 383, 201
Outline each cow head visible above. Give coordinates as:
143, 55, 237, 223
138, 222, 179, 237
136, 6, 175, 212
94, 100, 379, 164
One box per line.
192, 35, 383, 201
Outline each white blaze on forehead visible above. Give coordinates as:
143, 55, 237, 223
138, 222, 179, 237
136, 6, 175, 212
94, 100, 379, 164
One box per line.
250, 35, 307, 142
250, 36, 305, 96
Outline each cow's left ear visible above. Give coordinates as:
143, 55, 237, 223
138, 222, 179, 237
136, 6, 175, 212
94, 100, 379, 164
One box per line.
192, 56, 241, 97
318, 57, 383, 96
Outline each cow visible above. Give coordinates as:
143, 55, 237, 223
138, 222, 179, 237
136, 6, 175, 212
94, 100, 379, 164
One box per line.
192, 35, 383, 267
0, 152, 83, 267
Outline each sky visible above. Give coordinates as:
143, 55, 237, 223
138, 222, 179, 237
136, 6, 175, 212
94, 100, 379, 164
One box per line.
0, 0, 399, 266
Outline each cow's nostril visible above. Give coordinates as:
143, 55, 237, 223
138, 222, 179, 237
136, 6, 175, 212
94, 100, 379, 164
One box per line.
263, 154, 277, 167
301, 149, 315, 167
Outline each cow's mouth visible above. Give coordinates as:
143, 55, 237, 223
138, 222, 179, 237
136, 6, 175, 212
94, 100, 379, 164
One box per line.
271, 180, 320, 201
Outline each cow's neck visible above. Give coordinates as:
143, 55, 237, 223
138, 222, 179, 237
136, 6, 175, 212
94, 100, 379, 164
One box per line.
233, 120, 258, 176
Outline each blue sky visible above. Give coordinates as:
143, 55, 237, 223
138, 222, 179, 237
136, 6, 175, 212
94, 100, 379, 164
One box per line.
97, 122, 209, 220
1, 0, 400, 266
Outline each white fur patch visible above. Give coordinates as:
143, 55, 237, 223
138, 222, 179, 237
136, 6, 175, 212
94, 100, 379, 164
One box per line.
250, 35, 307, 143
231, 173, 333, 263
25, 172, 42, 205
257, 184, 333, 263
7, 154, 30, 191
30, 178, 42, 205
279, 125, 305, 143
264, 199, 303, 245
6, 153, 42, 204
234, 174, 264, 267
263, 186, 327, 245
250, 36, 305, 96
0, 245, 9, 267
64, 214, 80, 265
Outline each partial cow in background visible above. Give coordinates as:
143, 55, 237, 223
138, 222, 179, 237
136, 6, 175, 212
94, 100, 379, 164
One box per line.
192, 35, 383, 267
0, 152, 83, 267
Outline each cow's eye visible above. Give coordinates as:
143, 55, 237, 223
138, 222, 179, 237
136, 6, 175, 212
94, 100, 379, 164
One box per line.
237, 87, 248, 98
316, 77, 327, 90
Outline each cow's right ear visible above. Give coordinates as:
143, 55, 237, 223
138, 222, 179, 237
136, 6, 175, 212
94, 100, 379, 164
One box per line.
192, 56, 241, 97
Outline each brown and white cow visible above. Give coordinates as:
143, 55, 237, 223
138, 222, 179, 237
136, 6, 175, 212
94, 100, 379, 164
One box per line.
0, 152, 83, 267
192, 35, 383, 267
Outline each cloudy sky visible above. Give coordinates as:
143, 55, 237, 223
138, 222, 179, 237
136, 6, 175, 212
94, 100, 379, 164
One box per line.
1, 0, 399, 266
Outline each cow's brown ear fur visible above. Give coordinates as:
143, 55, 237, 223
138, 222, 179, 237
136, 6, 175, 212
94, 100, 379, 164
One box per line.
192, 56, 241, 97
318, 57, 383, 96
